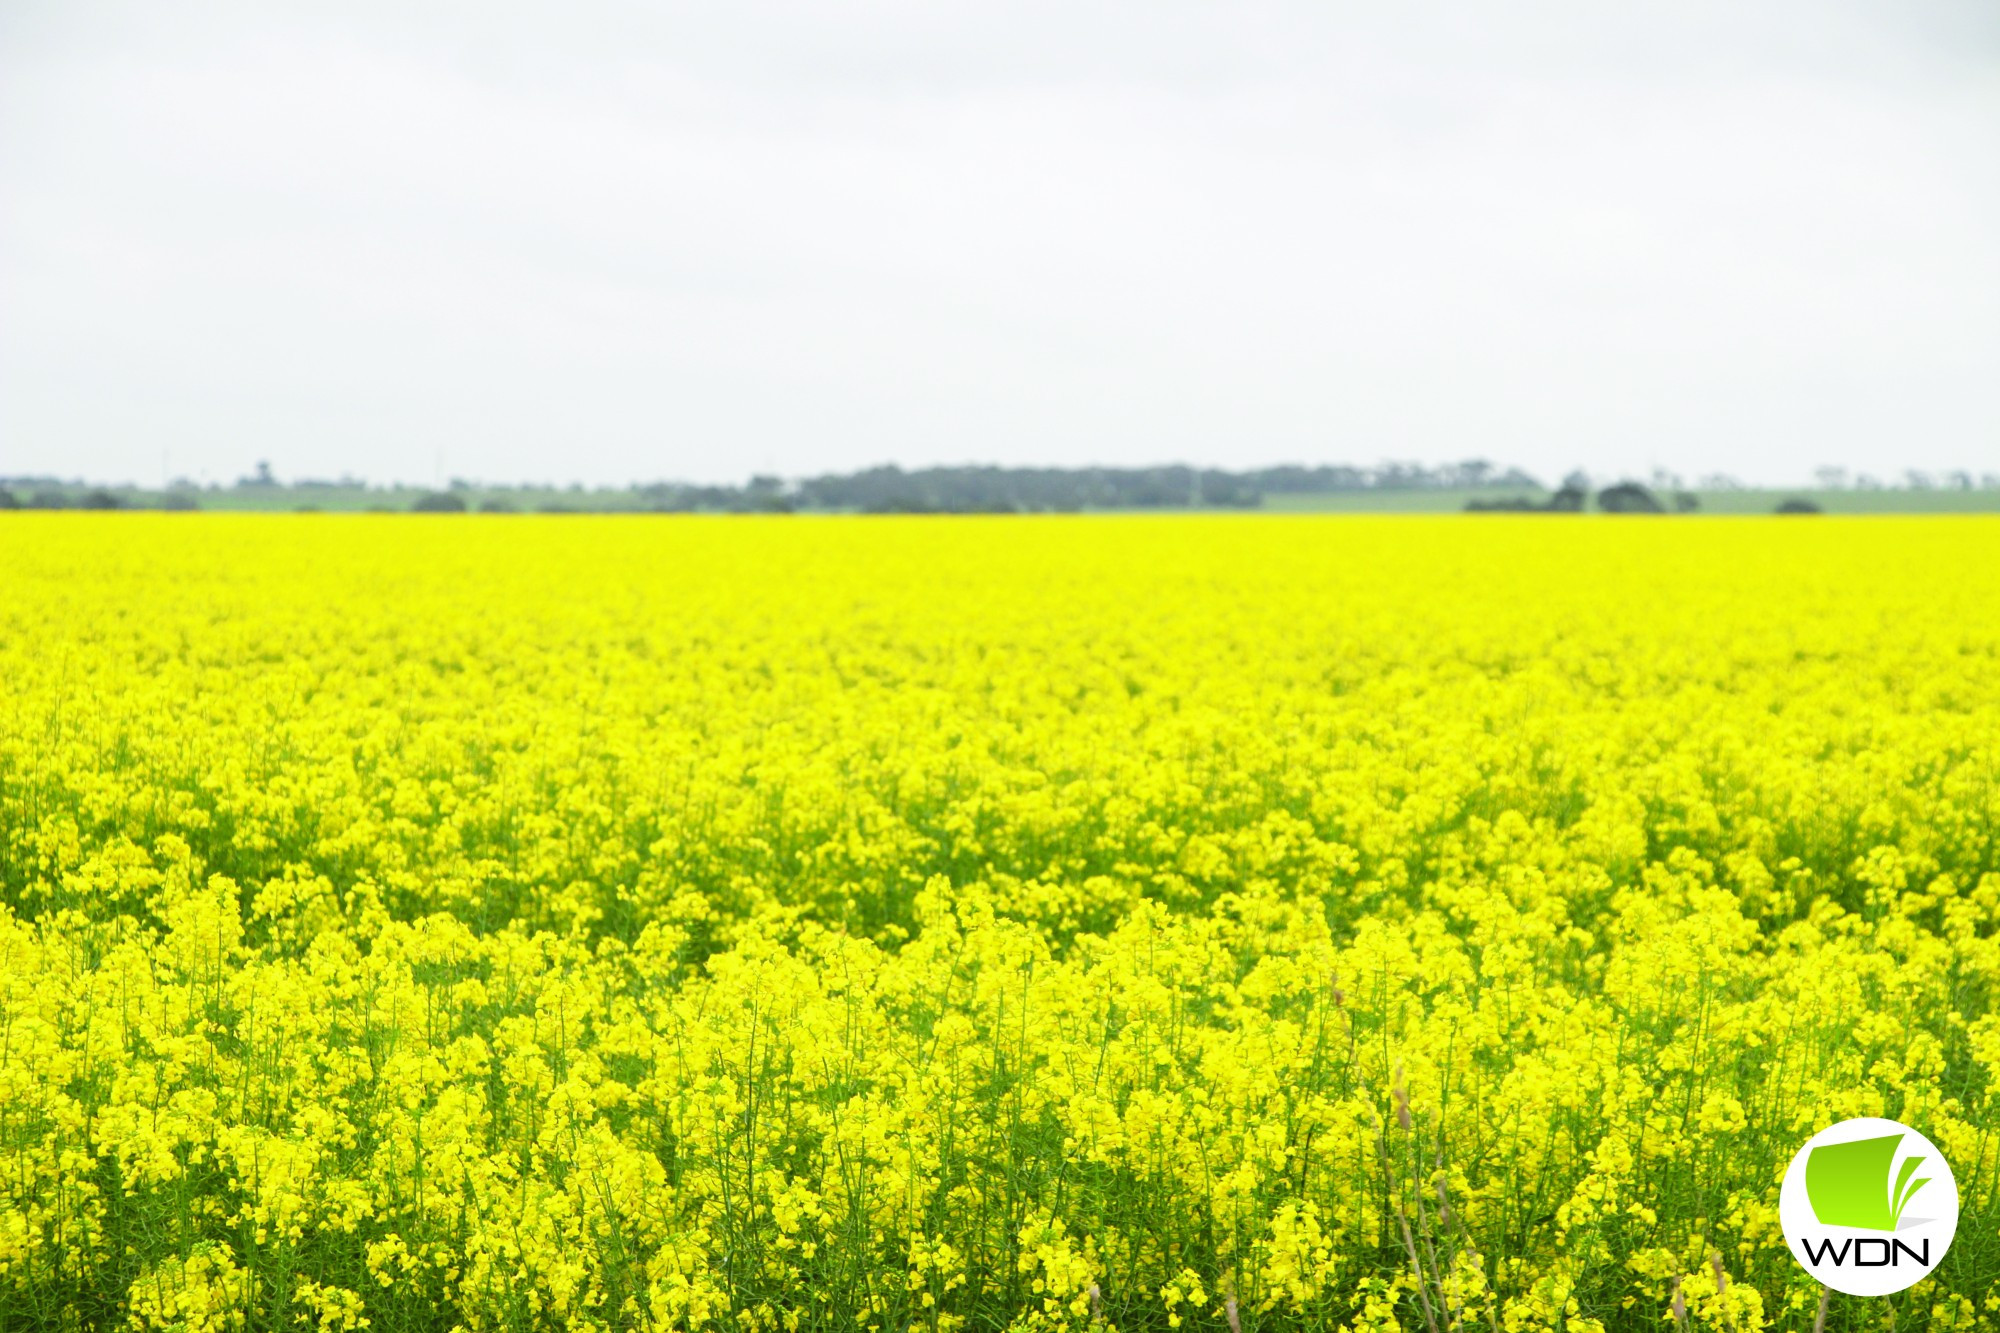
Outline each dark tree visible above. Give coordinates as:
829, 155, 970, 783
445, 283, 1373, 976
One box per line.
412, 491, 467, 513
1596, 483, 1665, 513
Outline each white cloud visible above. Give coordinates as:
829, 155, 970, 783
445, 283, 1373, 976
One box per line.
2, 0, 1996, 486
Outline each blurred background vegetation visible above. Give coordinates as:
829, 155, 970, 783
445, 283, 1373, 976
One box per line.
5, 459, 1999, 515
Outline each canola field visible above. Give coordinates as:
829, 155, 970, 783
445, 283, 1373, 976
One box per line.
1, 514, 1997, 1333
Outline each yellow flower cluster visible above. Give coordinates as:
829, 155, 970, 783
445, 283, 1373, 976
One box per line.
1, 514, 1996, 1333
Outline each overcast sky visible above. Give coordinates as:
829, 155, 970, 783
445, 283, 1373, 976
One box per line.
3, 1, 1996, 488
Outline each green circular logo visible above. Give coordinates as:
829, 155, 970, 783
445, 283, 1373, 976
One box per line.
1780, 1117, 1959, 1297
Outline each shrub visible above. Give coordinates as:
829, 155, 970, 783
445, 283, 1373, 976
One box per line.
1597, 482, 1665, 513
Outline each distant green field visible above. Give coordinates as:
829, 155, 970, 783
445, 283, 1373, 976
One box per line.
189, 485, 646, 513
1, 484, 673, 514
1267, 487, 2000, 514
1261, 488, 1545, 512
1680, 488, 2000, 514
9, 482, 2000, 514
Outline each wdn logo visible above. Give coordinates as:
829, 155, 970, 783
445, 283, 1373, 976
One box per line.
1781, 1118, 1959, 1296
1796, 1236, 1928, 1269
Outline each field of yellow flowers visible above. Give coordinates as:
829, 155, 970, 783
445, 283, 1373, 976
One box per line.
1, 514, 1996, 1333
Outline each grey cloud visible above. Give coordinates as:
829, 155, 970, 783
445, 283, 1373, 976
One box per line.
2, 0, 1996, 486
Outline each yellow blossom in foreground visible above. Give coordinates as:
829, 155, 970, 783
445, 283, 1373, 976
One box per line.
0, 513, 1996, 1332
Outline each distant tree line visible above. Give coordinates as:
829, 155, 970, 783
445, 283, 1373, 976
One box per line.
1466, 476, 1704, 514
790, 466, 1258, 512
6, 457, 1994, 514
0, 485, 172, 511
0, 460, 1543, 514
619, 462, 1544, 513
1463, 478, 1841, 515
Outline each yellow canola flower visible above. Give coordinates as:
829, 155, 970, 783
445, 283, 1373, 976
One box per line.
0, 513, 1996, 1333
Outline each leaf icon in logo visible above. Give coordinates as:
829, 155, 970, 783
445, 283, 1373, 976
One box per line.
1806, 1134, 1930, 1230
1892, 1155, 1932, 1227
